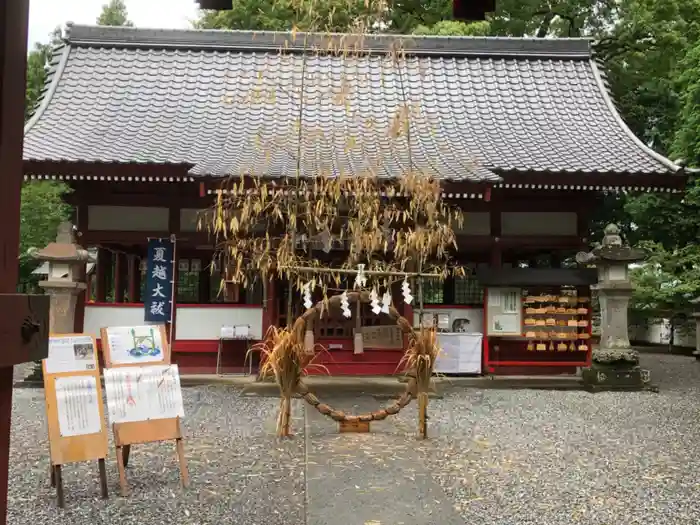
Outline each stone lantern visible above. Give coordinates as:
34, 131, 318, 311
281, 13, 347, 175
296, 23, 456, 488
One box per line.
576, 224, 653, 391
31, 222, 92, 335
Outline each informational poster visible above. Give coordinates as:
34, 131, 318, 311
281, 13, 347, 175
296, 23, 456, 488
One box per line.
45, 335, 97, 374
105, 326, 165, 365
54, 376, 103, 437
104, 365, 185, 424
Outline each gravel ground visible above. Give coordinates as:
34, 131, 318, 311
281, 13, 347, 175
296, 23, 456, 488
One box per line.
8, 386, 306, 525
390, 352, 700, 525
8, 352, 700, 525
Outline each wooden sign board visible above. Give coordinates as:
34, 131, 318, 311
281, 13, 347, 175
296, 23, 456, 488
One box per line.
100, 325, 189, 497
339, 420, 370, 433
43, 334, 109, 507
360, 325, 403, 349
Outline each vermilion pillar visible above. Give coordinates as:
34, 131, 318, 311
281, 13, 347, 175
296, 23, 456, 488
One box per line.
0, 0, 31, 522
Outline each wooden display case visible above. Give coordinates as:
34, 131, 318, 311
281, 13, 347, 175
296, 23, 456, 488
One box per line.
479, 268, 597, 371
486, 285, 592, 369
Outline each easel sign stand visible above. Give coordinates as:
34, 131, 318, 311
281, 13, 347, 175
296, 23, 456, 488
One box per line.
100, 324, 189, 497
43, 334, 109, 508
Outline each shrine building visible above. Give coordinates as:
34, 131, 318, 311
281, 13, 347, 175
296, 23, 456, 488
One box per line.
23, 24, 686, 376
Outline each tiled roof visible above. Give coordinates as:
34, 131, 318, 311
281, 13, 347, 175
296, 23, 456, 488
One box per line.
24, 24, 682, 184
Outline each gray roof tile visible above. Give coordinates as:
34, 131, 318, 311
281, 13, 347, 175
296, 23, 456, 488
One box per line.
23, 25, 681, 182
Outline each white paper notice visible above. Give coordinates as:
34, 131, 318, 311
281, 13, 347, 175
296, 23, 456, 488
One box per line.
492, 314, 519, 334
104, 365, 185, 424
55, 376, 103, 437
105, 326, 165, 365
45, 336, 98, 374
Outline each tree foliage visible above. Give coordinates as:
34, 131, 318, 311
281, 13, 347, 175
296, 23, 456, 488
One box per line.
25, 27, 62, 121
97, 0, 134, 27
630, 242, 700, 322
413, 20, 489, 36
19, 182, 73, 283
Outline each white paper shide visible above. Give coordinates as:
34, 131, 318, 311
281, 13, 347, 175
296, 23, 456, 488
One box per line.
104, 365, 185, 424
55, 376, 103, 437
45, 335, 97, 374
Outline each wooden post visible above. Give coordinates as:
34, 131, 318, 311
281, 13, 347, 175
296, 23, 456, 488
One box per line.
127, 254, 139, 302
114, 253, 125, 303
489, 206, 502, 268
95, 248, 110, 302
0, 1, 30, 522
418, 392, 428, 440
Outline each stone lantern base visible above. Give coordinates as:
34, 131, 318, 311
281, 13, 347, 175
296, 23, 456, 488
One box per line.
581, 348, 657, 392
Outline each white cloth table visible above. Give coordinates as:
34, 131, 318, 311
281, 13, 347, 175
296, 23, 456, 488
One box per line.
434, 333, 483, 374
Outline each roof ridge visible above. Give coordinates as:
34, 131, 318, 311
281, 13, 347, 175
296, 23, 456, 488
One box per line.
63, 23, 592, 59
588, 59, 681, 174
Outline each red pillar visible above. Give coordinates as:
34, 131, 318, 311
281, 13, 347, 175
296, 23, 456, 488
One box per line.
0, 0, 30, 522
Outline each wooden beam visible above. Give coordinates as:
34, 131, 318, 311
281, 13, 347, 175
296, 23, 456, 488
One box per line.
80, 230, 212, 246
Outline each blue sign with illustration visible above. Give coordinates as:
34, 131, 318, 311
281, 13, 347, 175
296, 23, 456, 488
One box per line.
144, 238, 174, 323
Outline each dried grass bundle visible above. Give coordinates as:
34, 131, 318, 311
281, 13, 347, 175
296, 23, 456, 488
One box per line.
251, 326, 326, 436
399, 326, 440, 395
399, 326, 440, 439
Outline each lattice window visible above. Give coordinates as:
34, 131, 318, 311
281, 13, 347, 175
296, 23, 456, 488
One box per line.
177, 270, 199, 303
454, 276, 484, 306
423, 278, 445, 304
140, 267, 147, 303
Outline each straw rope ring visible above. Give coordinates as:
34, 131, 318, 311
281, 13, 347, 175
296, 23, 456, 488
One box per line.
292, 291, 419, 423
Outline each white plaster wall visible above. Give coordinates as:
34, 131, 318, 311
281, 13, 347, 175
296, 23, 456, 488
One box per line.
84, 305, 147, 338
630, 319, 697, 348
175, 306, 263, 340
88, 206, 169, 231
414, 308, 484, 334
501, 212, 577, 236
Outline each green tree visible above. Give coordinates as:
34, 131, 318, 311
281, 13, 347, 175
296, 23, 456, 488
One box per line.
25, 27, 62, 120
196, 0, 455, 33
489, 0, 616, 38
630, 242, 700, 345
97, 0, 134, 26
413, 20, 490, 36
196, 0, 382, 32
19, 182, 73, 286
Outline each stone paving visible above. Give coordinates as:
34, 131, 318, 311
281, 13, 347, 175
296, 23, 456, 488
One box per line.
8, 352, 700, 525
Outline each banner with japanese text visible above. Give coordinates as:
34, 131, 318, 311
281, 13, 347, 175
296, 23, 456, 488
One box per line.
144, 238, 174, 323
